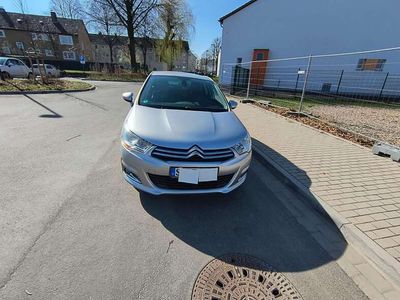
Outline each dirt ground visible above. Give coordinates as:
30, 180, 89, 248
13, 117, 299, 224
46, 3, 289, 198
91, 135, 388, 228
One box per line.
308, 105, 400, 147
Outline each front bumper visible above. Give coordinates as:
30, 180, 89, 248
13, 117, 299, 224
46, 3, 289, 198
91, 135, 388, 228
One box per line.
121, 146, 252, 195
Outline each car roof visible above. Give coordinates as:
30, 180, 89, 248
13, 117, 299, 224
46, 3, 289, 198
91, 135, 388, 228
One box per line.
150, 71, 213, 81
0, 57, 21, 60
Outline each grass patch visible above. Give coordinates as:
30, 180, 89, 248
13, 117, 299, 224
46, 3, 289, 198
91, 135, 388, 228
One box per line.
252, 95, 400, 111
64, 70, 146, 82
0, 79, 93, 92
85, 72, 146, 82
253, 96, 317, 110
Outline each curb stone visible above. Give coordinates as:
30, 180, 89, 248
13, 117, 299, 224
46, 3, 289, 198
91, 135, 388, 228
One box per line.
252, 140, 400, 293
0, 84, 96, 95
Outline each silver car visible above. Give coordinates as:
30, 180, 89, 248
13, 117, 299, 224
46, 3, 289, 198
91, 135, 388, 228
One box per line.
120, 71, 252, 195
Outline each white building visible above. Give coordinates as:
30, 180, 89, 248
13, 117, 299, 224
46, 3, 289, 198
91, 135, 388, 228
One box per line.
219, 0, 400, 97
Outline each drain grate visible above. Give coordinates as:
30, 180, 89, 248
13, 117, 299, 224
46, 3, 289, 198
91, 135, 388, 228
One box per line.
192, 254, 303, 300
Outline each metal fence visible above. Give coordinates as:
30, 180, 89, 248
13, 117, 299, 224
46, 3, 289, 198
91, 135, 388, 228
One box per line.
220, 47, 400, 147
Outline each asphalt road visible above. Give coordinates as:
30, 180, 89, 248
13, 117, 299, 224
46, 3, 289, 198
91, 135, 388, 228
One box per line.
0, 81, 366, 299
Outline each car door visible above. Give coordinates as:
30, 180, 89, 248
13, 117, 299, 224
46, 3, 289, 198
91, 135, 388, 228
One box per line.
5, 59, 17, 77
16, 59, 29, 77
45, 65, 53, 76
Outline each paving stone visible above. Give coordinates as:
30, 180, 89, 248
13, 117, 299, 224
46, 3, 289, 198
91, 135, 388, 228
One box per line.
389, 226, 400, 235
355, 263, 393, 293
372, 221, 392, 229
357, 223, 376, 231
375, 237, 398, 248
372, 228, 394, 239
352, 274, 385, 300
383, 290, 400, 300
236, 104, 400, 293
388, 218, 400, 226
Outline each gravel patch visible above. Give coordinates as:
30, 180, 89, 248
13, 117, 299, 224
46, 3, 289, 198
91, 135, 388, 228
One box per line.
309, 105, 400, 147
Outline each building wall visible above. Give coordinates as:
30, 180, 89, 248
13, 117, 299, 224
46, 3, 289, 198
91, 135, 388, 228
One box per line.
90, 40, 191, 72
220, 0, 400, 86
0, 28, 90, 66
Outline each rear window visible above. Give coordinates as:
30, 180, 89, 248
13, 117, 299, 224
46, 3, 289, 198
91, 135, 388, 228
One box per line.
138, 75, 229, 112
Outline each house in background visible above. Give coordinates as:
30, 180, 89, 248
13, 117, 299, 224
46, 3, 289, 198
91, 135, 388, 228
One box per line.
0, 8, 92, 69
89, 33, 194, 72
0, 7, 195, 72
218, 0, 400, 97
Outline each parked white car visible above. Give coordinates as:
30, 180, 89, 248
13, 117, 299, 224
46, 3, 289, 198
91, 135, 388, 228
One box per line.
0, 57, 33, 80
32, 64, 61, 78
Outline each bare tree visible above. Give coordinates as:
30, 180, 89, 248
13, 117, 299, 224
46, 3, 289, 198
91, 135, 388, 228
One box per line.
85, 0, 121, 69
136, 9, 158, 72
13, 0, 28, 13
156, 0, 194, 71
13, 0, 46, 82
95, 0, 158, 71
201, 50, 212, 74
50, 0, 84, 19
209, 37, 221, 75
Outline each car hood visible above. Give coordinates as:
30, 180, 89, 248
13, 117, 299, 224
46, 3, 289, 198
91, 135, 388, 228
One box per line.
124, 105, 248, 149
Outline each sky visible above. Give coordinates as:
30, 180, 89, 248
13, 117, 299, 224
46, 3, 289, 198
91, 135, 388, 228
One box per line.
0, 0, 249, 56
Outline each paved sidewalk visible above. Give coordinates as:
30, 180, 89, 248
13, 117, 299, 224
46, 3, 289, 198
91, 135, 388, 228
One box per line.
235, 103, 400, 286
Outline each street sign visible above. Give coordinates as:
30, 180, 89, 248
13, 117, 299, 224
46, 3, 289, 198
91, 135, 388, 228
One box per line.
80, 55, 85, 65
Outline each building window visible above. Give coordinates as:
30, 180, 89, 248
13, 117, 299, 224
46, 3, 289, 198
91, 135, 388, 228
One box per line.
357, 59, 386, 71
16, 42, 24, 50
256, 53, 264, 61
0, 30, 5, 38
59, 35, 73, 45
39, 34, 50, 41
45, 49, 54, 56
2, 47, 11, 55
63, 50, 76, 60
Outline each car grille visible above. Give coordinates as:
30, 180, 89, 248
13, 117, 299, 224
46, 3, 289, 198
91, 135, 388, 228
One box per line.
148, 174, 234, 190
151, 145, 235, 162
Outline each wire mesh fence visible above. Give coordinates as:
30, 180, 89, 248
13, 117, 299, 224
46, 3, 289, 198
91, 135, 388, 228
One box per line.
220, 47, 400, 147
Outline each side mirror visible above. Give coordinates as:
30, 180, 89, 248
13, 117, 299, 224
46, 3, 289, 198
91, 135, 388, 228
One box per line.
228, 100, 238, 110
122, 92, 134, 103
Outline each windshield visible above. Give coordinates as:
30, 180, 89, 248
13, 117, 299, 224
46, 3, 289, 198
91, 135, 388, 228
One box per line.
0, 58, 6, 65
138, 75, 229, 112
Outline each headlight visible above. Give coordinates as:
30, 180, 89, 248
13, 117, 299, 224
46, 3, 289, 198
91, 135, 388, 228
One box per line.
121, 127, 154, 154
232, 133, 252, 155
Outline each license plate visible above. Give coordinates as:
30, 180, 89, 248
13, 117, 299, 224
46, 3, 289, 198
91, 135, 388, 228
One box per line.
170, 167, 218, 184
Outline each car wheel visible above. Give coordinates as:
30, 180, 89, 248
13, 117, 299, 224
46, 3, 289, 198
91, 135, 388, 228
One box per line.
1, 72, 11, 80
27, 72, 34, 80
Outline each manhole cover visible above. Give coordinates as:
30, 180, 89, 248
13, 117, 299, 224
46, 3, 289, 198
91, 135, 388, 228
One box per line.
192, 254, 303, 300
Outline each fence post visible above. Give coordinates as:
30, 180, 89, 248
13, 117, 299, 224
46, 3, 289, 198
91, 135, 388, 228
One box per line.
295, 67, 301, 93
245, 62, 253, 100
379, 72, 389, 99
298, 55, 313, 113
336, 70, 344, 95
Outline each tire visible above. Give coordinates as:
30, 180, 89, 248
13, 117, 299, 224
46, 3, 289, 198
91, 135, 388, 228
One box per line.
27, 72, 34, 80
1, 72, 11, 80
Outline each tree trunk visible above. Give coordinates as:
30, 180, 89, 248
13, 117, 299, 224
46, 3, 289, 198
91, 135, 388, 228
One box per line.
127, 23, 137, 71
143, 48, 147, 72
108, 42, 114, 73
